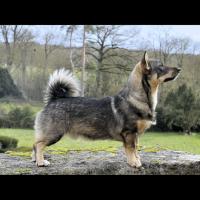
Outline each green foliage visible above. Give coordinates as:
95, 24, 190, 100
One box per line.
0, 105, 35, 129
0, 136, 18, 152
8, 107, 34, 128
157, 84, 200, 133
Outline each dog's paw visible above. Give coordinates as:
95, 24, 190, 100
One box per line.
127, 159, 142, 168
36, 160, 50, 167
136, 159, 142, 168
136, 154, 140, 160
31, 152, 36, 162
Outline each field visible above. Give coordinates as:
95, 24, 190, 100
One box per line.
1, 128, 200, 157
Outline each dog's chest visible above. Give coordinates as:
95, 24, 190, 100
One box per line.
136, 120, 152, 134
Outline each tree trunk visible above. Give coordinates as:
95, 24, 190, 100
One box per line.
96, 69, 101, 97
186, 129, 192, 135
21, 50, 27, 94
5, 44, 12, 67
81, 26, 86, 97
101, 72, 110, 96
43, 54, 48, 80
69, 31, 74, 74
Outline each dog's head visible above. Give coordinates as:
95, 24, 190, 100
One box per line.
140, 52, 181, 85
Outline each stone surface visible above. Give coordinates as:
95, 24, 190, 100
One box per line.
0, 149, 200, 175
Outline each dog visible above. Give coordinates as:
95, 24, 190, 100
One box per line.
32, 52, 181, 168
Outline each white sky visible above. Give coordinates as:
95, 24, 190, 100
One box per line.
32, 25, 200, 41
139, 25, 200, 41
3, 25, 200, 51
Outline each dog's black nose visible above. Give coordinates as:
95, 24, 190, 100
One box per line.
177, 68, 181, 72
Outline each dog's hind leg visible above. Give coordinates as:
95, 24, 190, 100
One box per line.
35, 141, 50, 167
34, 132, 64, 167
31, 144, 36, 162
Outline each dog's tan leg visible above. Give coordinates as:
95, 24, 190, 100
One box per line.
31, 145, 36, 162
35, 141, 50, 167
123, 133, 141, 168
135, 134, 141, 160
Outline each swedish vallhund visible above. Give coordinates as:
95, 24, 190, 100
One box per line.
32, 52, 181, 168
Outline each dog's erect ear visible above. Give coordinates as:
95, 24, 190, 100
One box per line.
141, 51, 151, 71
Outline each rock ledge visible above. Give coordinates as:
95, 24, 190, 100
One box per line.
0, 150, 200, 175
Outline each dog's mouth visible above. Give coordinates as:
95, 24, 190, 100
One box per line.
164, 76, 176, 82
164, 68, 181, 82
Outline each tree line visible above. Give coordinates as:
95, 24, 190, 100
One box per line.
0, 25, 200, 134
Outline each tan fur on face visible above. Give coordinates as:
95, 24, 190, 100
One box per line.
149, 74, 159, 111
158, 70, 174, 83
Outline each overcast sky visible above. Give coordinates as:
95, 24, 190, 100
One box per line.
30, 25, 200, 39
140, 25, 200, 41
20, 25, 200, 52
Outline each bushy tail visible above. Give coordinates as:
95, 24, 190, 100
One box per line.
44, 68, 80, 105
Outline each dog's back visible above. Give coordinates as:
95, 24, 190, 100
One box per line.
37, 96, 122, 141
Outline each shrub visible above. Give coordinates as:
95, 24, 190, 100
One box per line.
0, 136, 18, 153
150, 106, 170, 132
0, 108, 11, 128
161, 84, 200, 134
7, 106, 34, 129
0, 106, 35, 129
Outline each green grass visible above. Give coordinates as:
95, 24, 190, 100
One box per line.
0, 129, 122, 157
140, 132, 200, 154
1, 129, 200, 157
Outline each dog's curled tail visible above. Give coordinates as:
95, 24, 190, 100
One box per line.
44, 68, 80, 105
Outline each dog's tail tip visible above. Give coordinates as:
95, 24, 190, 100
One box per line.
44, 68, 80, 105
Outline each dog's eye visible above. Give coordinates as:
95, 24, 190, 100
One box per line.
160, 66, 164, 70
157, 67, 164, 73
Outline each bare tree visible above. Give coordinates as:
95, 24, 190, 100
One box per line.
0, 25, 12, 66
67, 25, 78, 74
0, 25, 27, 68
80, 25, 86, 97
147, 29, 176, 65
86, 25, 139, 95
17, 29, 35, 93
43, 33, 58, 76
151, 31, 190, 67
158, 32, 176, 64
173, 37, 191, 68
80, 25, 96, 96
191, 42, 200, 55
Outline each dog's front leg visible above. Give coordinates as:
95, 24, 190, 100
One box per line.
135, 133, 141, 160
122, 132, 142, 168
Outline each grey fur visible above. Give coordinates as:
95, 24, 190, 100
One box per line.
33, 52, 181, 167
43, 68, 80, 105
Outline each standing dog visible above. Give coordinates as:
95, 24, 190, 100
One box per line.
32, 52, 181, 168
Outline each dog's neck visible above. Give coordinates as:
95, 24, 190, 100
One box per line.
119, 63, 158, 121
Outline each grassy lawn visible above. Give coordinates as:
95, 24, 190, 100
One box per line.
1, 128, 200, 157
0, 129, 122, 157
